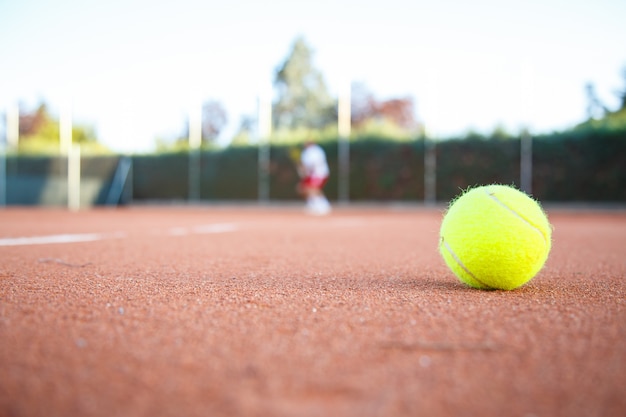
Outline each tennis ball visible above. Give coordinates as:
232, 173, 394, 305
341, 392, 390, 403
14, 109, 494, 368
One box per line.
439, 185, 552, 290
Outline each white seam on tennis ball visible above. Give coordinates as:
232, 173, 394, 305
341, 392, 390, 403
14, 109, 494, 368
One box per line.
442, 240, 493, 289
484, 188, 548, 244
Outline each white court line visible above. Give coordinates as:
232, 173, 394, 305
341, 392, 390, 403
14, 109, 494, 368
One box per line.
167, 227, 189, 236
167, 223, 238, 236
0, 232, 125, 247
0, 223, 238, 247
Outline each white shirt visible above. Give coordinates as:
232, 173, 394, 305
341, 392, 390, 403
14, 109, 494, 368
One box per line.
300, 144, 329, 178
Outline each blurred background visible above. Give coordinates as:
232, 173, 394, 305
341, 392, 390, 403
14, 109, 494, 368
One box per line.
1, 0, 625, 207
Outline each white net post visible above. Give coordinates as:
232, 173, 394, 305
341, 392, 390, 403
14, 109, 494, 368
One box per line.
520, 62, 534, 195
7, 103, 19, 150
338, 80, 351, 204
0, 143, 5, 207
424, 130, 437, 206
424, 71, 439, 206
67, 144, 81, 211
0, 112, 6, 207
188, 102, 202, 201
257, 89, 272, 203
60, 102, 72, 155
2, 103, 20, 207
520, 128, 532, 194
60, 101, 80, 210
123, 156, 134, 204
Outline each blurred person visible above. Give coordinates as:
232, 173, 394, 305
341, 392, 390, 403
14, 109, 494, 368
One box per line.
297, 141, 331, 215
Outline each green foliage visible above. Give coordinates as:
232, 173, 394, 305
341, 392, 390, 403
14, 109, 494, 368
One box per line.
574, 108, 626, 132
18, 135, 110, 155
154, 137, 221, 154
231, 130, 254, 146
577, 67, 626, 131
352, 118, 417, 141
274, 37, 336, 130
269, 125, 340, 145
17, 101, 107, 155
458, 125, 516, 142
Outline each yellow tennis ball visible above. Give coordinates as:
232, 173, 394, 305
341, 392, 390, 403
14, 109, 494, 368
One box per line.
439, 184, 552, 290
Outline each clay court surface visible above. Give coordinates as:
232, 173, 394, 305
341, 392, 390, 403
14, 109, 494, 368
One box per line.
1, 205, 625, 417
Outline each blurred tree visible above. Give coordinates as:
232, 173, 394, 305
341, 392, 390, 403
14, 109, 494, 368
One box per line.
491, 124, 513, 140
374, 97, 418, 130
274, 37, 335, 130
19, 102, 49, 136
464, 129, 486, 141
231, 115, 255, 145
616, 67, 626, 110
17, 101, 101, 153
585, 82, 608, 120
350, 82, 418, 133
202, 100, 227, 142
351, 82, 376, 128
170, 99, 228, 150
575, 69, 626, 131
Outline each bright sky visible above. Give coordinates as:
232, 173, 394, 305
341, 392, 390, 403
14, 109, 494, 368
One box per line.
1, 0, 625, 153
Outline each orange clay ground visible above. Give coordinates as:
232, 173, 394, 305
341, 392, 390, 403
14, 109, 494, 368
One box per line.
1, 206, 625, 417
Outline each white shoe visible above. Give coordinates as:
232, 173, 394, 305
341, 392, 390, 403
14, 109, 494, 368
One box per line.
305, 196, 331, 216
306, 207, 330, 216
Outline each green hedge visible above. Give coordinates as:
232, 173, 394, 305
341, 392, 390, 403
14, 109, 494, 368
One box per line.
4, 128, 626, 205
532, 129, 626, 201
3, 155, 120, 206
435, 129, 626, 201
